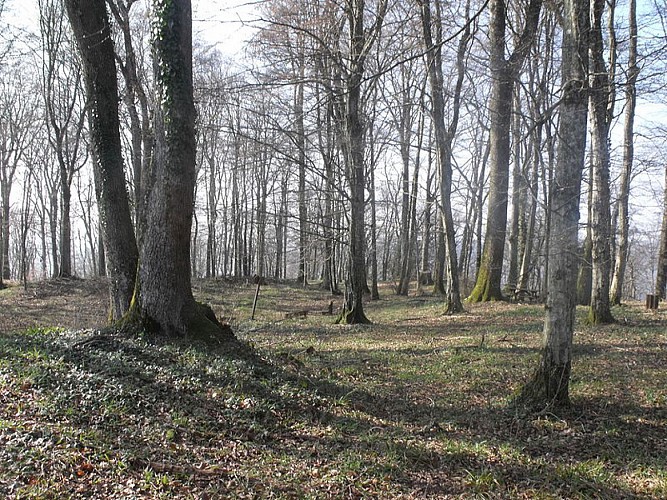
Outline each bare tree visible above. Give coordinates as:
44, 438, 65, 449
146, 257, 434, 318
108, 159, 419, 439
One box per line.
107, 0, 153, 241
417, 0, 473, 313
518, 0, 590, 408
586, 0, 615, 324
336, 0, 387, 324
126, 0, 230, 338
64, 0, 139, 319
0, 64, 40, 283
467, 0, 542, 302
39, 0, 88, 278
610, 0, 638, 305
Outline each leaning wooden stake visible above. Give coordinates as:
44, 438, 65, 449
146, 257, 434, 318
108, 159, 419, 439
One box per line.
251, 279, 261, 320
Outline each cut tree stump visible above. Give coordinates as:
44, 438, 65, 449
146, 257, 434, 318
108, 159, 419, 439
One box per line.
645, 294, 659, 310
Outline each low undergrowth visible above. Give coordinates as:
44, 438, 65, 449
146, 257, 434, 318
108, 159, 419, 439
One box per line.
0, 280, 665, 498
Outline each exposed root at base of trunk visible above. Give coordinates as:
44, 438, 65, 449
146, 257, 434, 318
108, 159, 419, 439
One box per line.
116, 300, 235, 346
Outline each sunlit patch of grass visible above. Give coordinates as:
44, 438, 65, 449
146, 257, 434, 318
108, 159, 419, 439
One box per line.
0, 282, 665, 497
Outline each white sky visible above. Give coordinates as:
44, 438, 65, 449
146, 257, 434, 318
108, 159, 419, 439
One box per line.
2, 0, 258, 58
195, 0, 259, 57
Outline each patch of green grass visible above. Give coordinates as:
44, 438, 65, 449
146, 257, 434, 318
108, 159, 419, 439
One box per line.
0, 284, 665, 498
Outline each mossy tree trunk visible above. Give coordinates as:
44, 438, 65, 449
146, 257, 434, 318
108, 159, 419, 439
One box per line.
125, 0, 230, 339
64, 0, 139, 319
518, 0, 590, 409
467, 0, 542, 302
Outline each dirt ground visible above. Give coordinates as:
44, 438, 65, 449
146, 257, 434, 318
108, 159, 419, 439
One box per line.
0, 277, 335, 334
0, 278, 109, 333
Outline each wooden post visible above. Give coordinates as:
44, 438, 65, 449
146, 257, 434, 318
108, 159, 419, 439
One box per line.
645, 294, 659, 310
251, 276, 261, 320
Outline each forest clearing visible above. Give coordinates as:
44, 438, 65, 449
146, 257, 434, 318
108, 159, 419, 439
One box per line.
1, 278, 666, 498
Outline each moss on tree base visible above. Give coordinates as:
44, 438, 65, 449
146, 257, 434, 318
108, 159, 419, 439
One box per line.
116, 299, 234, 345
585, 307, 615, 326
466, 265, 504, 302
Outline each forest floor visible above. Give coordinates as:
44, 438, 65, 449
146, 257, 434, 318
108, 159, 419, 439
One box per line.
0, 277, 666, 498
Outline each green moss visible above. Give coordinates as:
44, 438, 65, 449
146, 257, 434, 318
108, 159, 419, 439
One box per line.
584, 306, 615, 326
467, 263, 504, 302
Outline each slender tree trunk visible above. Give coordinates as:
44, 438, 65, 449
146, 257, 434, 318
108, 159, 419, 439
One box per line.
275, 174, 287, 280
64, 0, 139, 318
507, 89, 524, 292
107, 0, 152, 243
656, 166, 667, 298
59, 179, 72, 277
577, 172, 593, 305
518, 0, 589, 408
295, 66, 308, 286
610, 0, 637, 305
587, 0, 615, 324
98, 222, 106, 278
0, 206, 4, 287
418, 154, 435, 294
49, 190, 59, 277
419, 0, 469, 312
517, 124, 541, 292
369, 152, 380, 300
337, 0, 387, 324
397, 103, 423, 296
0, 196, 8, 280
1, 196, 8, 279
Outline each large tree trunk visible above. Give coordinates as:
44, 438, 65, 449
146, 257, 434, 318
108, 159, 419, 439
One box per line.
339, 65, 370, 323
586, 0, 615, 324
126, 0, 230, 339
468, 0, 542, 302
64, 0, 139, 319
518, 0, 589, 408
610, 0, 637, 305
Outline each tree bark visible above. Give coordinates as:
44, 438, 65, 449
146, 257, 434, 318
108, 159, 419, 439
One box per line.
107, 0, 153, 243
518, 0, 589, 409
656, 166, 667, 298
295, 53, 308, 286
586, 0, 615, 324
468, 0, 542, 302
610, 0, 637, 305
418, 0, 468, 313
337, 0, 386, 324
125, 0, 231, 339
64, 0, 139, 319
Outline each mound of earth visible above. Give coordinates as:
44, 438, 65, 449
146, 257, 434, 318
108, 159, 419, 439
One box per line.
0, 277, 109, 333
